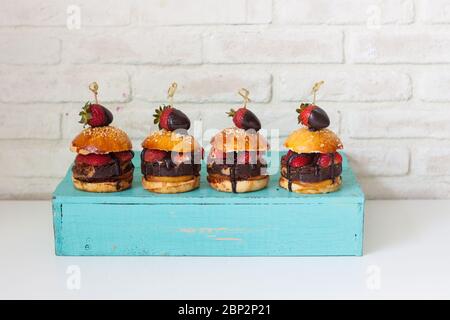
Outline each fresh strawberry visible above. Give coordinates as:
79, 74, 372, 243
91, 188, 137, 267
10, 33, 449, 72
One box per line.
153, 105, 190, 131
114, 151, 134, 163
227, 107, 261, 131
289, 154, 312, 168
334, 152, 343, 164
79, 102, 113, 127
296, 103, 330, 131
75, 153, 113, 166
317, 154, 332, 168
144, 149, 168, 162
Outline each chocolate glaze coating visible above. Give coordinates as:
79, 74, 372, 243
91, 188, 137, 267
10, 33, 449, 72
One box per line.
160, 108, 191, 131
242, 109, 261, 131
308, 106, 330, 131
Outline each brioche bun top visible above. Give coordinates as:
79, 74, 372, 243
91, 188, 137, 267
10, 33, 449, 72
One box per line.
142, 129, 201, 153
284, 127, 343, 154
210, 127, 269, 152
71, 126, 132, 155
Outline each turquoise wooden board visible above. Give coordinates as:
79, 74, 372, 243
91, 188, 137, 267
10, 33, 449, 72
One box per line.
52, 152, 365, 256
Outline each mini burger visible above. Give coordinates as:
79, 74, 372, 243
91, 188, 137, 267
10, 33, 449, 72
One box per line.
279, 81, 343, 194
207, 89, 269, 193
71, 82, 134, 192
141, 83, 202, 194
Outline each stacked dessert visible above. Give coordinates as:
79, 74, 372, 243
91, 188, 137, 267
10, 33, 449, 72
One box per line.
279, 82, 343, 194
71, 82, 134, 192
141, 83, 202, 193
207, 89, 269, 193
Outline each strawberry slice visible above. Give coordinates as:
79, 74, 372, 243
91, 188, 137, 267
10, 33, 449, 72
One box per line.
114, 151, 134, 163
75, 153, 113, 166
144, 149, 168, 163
334, 152, 343, 164
317, 154, 332, 168
289, 154, 312, 167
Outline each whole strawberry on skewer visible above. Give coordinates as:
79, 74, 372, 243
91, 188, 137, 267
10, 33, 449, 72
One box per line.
152, 82, 191, 131
226, 88, 261, 131
296, 81, 330, 131
79, 82, 113, 127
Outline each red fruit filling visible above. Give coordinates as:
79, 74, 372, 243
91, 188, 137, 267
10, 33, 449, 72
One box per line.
143, 149, 168, 163
114, 151, 134, 163
284, 151, 342, 168
75, 153, 113, 166
289, 154, 312, 168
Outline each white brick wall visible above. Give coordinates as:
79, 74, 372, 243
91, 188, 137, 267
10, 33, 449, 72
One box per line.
0, 0, 449, 200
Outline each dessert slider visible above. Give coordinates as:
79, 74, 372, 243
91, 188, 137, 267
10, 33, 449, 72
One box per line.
279, 81, 343, 194
71, 82, 134, 192
207, 89, 269, 193
141, 83, 202, 194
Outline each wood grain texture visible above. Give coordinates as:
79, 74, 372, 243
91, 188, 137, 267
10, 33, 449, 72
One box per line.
52, 152, 365, 256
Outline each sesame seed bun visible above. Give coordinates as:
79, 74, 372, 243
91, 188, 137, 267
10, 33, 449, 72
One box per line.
210, 127, 269, 152
283, 127, 343, 154
72, 174, 133, 193
141, 176, 200, 194
71, 126, 132, 155
207, 174, 269, 193
142, 129, 201, 153
279, 176, 342, 194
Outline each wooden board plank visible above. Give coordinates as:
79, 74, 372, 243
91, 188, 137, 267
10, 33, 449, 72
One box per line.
56, 202, 364, 256
52, 152, 365, 256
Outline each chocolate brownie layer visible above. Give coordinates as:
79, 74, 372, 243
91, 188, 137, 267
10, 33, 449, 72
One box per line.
280, 163, 341, 183
72, 161, 134, 182
207, 162, 266, 180
141, 160, 201, 177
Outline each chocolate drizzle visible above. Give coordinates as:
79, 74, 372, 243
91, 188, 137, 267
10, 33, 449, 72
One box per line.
230, 151, 237, 193
110, 153, 122, 176
286, 152, 296, 192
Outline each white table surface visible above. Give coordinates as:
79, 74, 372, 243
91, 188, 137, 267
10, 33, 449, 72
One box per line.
0, 200, 449, 300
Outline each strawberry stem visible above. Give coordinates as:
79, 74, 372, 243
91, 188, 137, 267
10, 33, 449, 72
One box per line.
226, 109, 236, 117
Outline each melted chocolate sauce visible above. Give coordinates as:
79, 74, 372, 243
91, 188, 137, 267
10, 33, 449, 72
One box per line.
230, 151, 237, 193
286, 152, 296, 192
